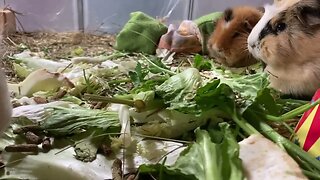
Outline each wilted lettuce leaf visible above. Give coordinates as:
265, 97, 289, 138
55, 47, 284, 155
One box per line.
154, 66, 272, 115
218, 71, 270, 113
133, 109, 222, 138
172, 124, 244, 180
40, 107, 120, 136
155, 68, 202, 112
138, 123, 244, 180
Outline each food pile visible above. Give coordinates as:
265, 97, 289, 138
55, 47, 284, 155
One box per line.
1, 11, 320, 180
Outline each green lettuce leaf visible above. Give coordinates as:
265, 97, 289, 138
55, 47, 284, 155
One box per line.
155, 68, 202, 113
40, 107, 120, 136
208, 65, 270, 113
193, 54, 212, 71
138, 123, 244, 180
171, 124, 244, 180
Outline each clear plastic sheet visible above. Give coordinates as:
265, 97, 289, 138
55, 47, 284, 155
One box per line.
0, 0, 272, 34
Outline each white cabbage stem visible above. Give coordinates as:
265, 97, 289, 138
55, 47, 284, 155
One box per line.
118, 105, 132, 148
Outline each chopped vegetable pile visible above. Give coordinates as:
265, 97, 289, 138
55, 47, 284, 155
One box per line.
1, 33, 320, 180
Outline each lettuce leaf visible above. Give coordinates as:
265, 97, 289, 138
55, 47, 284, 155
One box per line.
155, 68, 202, 112
40, 106, 120, 136
138, 123, 244, 180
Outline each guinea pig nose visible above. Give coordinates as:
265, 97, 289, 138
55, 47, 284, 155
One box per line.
250, 44, 256, 49
212, 43, 222, 52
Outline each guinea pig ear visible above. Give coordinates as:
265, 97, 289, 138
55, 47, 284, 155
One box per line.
296, 1, 320, 27
224, 8, 233, 22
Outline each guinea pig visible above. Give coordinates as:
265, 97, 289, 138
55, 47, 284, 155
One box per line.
247, 0, 320, 97
0, 69, 11, 133
207, 6, 263, 67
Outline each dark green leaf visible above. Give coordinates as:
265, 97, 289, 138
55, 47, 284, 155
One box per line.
245, 88, 280, 116
131, 77, 168, 94
139, 163, 195, 180
195, 81, 234, 112
148, 56, 171, 74
193, 54, 212, 71
129, 62, 148, 86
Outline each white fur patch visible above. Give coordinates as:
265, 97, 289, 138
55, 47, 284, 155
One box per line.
247, 0, 301, 59
247, 4, 279, 60
224, 21, 230, 29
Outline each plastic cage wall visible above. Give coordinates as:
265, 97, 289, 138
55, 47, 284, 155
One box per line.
1, 0, 272, 34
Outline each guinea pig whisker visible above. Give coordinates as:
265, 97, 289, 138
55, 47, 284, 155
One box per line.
267, 70, 279, 79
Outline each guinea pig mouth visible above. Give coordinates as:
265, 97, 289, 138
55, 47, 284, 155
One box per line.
261, 61, 267, 70
209, 50, 226, 60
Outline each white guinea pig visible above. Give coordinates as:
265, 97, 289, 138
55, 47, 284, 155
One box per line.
248, 0, 320, 97
0, 69, 11, 133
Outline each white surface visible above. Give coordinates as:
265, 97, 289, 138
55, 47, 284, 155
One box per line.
239, 134, 307, 180
0, 0, 79, 32
83, 0, 190, 34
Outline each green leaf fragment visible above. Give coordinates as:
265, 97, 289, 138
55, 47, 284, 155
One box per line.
171, 124, 244, 180
138, 124, 244, 180
40, 107, 120, 136
155, 68, 202, 112
193, 54, 212, 71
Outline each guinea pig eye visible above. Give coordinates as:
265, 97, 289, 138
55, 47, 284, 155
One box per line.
232, 32, 240, 38
275, 23, 286, 32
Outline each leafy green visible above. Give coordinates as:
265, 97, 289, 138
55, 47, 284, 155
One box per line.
128, 62, 148, 86
147, 56, 171, 74
139, 163, 196, 180
130, 77, 168, 93
244, 88, 280, 116
133, 109, 222, 138
218, 71, 270, 113
193, 54, 212, 71
138, 123, 244, 180
155, 68, 202, 112
40, 107, 120, 136
172, 124, 244, 180
195, 80, 234, 112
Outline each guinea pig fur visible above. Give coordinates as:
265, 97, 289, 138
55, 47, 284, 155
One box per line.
0, 70, 11, 133
207, 6, 263, 67
248, 0, 320, 97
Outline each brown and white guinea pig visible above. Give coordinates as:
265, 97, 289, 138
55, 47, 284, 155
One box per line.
207, 6, 263, 67
247, 0, 320, 97
0, 69, 11, 134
